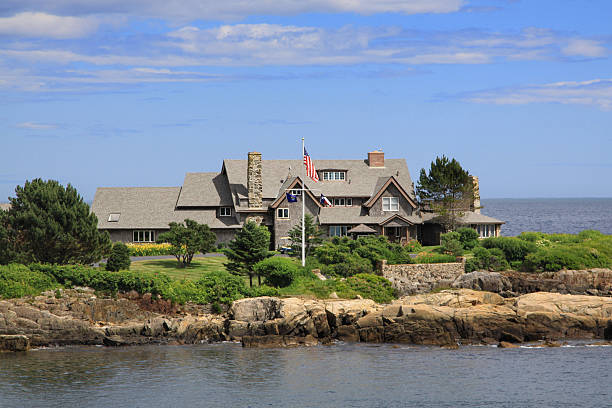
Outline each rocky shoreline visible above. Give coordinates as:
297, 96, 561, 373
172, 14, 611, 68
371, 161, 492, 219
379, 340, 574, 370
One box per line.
2, 286, 612, 351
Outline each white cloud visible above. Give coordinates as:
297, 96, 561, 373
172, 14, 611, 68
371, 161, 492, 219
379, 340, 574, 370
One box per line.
0, 12, 99, 39
16, 122, 58, 129
562, 39, 607, 58
464, 78, 612, 111
0, 0, 464, 21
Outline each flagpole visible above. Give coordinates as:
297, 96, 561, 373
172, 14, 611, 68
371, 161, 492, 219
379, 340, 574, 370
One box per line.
301, 137, 306, 267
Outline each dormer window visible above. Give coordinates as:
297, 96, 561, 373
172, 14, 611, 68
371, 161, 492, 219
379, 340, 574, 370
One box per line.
219, 207, 232, 217
322, 171, 346, 181
383, 197, 399, 211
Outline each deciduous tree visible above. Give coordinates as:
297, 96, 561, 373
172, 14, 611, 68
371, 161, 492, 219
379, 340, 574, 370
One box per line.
157, 219, 217, 267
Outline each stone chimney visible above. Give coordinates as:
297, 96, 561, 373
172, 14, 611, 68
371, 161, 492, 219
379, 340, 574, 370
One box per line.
471, 176, 481, 213
247, 152, 263, 208
368, 150, 384, 168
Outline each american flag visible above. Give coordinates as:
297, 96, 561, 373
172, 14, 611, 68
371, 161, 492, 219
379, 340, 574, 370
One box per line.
303, 146, 319, 182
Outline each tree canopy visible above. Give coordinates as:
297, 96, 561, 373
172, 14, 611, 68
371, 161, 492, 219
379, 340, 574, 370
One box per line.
0, 179, 111, 264
157, 219, 216, 267
225, 221, 273, 287
416, 155, 474, 231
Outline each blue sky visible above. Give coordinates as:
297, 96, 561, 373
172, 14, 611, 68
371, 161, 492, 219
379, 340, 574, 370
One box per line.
1, 0, 611, 201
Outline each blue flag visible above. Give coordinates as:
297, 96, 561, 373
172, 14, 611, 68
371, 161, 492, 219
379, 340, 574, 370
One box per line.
286, 192, 298, 203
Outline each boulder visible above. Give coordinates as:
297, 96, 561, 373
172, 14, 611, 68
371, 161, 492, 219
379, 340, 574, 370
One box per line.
452, 271, 512, 293
229, 297, 280, 322
0, 334, 30, 352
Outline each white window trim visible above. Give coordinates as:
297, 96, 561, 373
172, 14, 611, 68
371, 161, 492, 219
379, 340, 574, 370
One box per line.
289, 189, 302, 196
322, 171, 346, 181
133, 230, 156, 243
383, 197, 399, 212
219, 207, 232, 217
331, 197, 353, 207
277, 208, 289, 219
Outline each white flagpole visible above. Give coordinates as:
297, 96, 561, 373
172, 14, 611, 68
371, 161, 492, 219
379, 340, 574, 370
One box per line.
301, 137, 306, 267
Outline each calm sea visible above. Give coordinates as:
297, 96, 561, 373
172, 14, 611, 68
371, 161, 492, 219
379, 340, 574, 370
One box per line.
1, 343, 611, 408
481, 198, 612, 237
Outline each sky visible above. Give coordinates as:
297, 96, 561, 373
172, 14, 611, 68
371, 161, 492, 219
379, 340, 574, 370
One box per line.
1, 0, 611, 201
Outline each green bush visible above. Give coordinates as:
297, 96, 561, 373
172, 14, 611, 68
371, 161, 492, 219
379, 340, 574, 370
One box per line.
465, 247, 510, 272
440, 232, 464, 256
481, 237, 537, 262
335, 274, 396, 303
249, 284, 280, 297
323, 253, 373, 277
106, 242, 131, 272
522, 246, 611, 272
0, 264, 58, 298
253, 257, 299, 288
413, 253, 457, 264
457, 227, 480, 250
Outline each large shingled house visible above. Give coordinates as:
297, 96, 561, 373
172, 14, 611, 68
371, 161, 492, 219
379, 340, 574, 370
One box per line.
92, 150, 504, 248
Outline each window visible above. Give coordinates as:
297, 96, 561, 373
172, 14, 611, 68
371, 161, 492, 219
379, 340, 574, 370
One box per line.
277, 208, 289, 219
476, 225, 496, 238
108, 213, 120, 222
332, 198, 353, 206
133, 230, 155, 242
289, 189, 302, 196
329, 225, 348, 237
322, 171, 346, 181
219, 207, 232, 217
382, 197, 399, 211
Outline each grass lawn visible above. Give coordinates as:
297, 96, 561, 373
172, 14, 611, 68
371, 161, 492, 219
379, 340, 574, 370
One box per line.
130, 257, 229, 281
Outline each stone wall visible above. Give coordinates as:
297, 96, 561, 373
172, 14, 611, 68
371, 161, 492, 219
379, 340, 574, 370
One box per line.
380, 259, 465, 296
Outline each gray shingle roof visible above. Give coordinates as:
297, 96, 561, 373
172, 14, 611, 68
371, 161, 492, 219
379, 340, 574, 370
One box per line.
223, 158, 415, 209
318, 206, 422, 225
92, 187, 241, 230
176, 172, 233, 207
421, 211, 504, 224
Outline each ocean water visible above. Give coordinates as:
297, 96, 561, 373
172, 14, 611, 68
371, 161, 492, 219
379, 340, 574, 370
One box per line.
481, 198, 612, 237
0, 343, 611, 408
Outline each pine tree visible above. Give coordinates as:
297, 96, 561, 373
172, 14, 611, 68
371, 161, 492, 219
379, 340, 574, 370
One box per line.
288, 214, 324, 257
225, 221, 273, 287
3, 179, 111, 264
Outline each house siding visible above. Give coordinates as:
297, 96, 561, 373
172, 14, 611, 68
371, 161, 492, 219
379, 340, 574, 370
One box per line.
369, 184, 414, 218
273, 195, 320, 249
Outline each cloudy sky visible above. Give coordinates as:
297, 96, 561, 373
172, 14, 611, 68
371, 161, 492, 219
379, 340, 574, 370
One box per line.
1, 0, 611, 200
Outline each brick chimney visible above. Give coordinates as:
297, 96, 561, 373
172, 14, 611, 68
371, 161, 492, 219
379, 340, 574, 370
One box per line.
368, 150, 384, 168
247, 152, 263, 208
471, 176, 481, 213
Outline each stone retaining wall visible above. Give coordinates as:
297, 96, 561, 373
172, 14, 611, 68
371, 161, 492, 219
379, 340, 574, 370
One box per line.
380, 258, 465, 296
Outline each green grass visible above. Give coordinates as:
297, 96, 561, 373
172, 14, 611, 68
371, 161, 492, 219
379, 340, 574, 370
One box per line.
130, 257, 229, 281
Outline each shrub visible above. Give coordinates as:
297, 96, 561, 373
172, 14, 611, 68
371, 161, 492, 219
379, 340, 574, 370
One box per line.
522, 246, 611, 272
253, 257, 299, 288
106, 242, 131, 272
466, 247, 510, 272
440, 232, 464, 256
323, 253, 373, 277
481, 237, 537, 262
335, 274, 396, 303
249, 284, 280, 297
0, 264, 58, 298
457, 227, 480, 250
193, 270, 251, 304
413, 253, 457, 264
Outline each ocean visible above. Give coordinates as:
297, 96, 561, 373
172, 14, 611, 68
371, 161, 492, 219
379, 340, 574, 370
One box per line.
1, 342, 611, 408
481, 198, 612, 237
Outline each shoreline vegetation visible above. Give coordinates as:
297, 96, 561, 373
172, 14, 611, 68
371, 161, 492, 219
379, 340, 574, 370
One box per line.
2, 230, 612, 351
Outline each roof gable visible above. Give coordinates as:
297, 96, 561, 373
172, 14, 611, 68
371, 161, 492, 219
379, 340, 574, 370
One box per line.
363, 176, 417, 209
269, 177, 323, 209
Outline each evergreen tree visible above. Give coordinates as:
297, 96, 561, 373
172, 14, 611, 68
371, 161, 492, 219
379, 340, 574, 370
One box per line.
157, 219, 216, 267
106, 242, 131, 271
3, 179, 111, 264
225, 221, 273, 287
288, 214, 324, 257
416, 156, 474, 232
